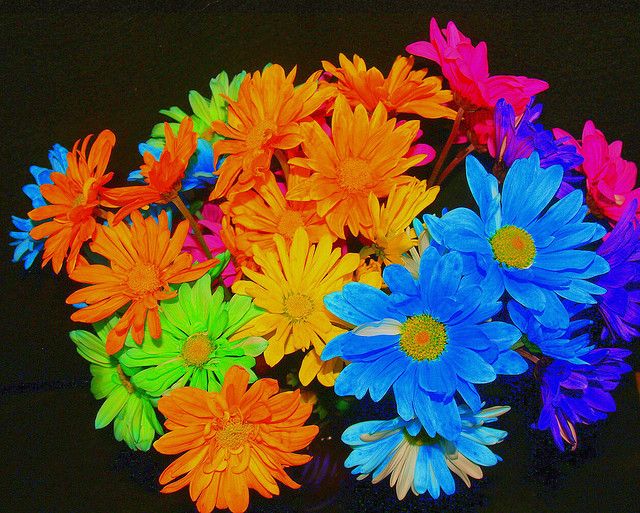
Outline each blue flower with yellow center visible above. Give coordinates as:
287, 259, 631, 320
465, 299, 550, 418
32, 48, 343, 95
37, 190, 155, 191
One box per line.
424, 152, 609, 329
322, 248, 527, 440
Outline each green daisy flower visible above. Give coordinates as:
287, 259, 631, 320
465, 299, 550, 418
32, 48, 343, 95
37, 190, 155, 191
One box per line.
118, 273, 267, 395
148, 70, 247, 142
70, 318, 163, 451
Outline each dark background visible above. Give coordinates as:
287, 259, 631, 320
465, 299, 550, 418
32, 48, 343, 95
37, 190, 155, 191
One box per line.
1, 2, 639, 512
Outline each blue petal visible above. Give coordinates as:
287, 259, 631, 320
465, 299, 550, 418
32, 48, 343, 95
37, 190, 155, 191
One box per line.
383, 264, 419, 297
445, 347, 496, 383
465, 154, 501, 233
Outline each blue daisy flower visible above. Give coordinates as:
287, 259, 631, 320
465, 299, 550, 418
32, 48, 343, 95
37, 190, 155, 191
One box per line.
342, 404, 510, 499
508, 301, 593, 364
424, 152, 609, 330
322, 247, 527, 439
128, 138, 218, 191
9, 143, 69, 269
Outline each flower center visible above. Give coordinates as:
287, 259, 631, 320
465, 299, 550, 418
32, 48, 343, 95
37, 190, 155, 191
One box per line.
245, 120, 276, 149
399, 314, 447, 361
490, 225, 536, 269
337, 158, 372, 193
126, 263, 162, 294
216, 417, 254, 450
283, 293, 314, 322
276, 210, 304, 240
181, 332, 213, 366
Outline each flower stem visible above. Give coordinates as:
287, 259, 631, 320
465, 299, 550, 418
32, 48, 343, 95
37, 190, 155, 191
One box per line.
274, 149, 290, 182
516, 347, 540, 364
172, 195, 213, 260
429, 107, 465, 187
436, 144, 475, 186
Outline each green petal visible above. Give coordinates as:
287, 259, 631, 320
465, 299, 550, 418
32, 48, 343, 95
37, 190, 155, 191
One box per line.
191, 273, 212, 321
189, 90, 212, 125
223, 295, 263, 336
189, 367, 208, 391
119, 346, 178, 368
231, 336, 268, 357
158, 107, 188, 123
142, 397, 164, 436
161, 294, 191, 333
131, 360, 186, 395
208, 308, 228, 342
90, 366, 118, 399
92, 317, 119, 341
207, 251, 231, 281
70, 330, 110, 365
95, 386, 129, 429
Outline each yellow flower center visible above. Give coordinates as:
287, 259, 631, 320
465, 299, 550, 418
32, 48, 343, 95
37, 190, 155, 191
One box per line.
276, 210, 304, 240
490, 225, 536, 269
283, 293, 314, 322
216, 417, 254, 450
337, 158, 372, 193
181, 332, 213, 366
399, 314, 447, 361
245, 120, 276, 149
126, 263, 161, 294
72, 193, 87, 207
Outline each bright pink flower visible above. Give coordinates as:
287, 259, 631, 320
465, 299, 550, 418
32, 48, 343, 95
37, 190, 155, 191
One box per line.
406, 18, 548, 145
182, 202, 237, 286
554, 121, 640, 223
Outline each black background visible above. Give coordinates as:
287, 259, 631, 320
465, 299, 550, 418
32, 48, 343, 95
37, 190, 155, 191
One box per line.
1, 2, 639, 512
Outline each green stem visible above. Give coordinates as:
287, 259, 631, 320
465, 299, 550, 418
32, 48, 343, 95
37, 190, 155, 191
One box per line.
172, 195, 213, 260
516, 347, 540, 364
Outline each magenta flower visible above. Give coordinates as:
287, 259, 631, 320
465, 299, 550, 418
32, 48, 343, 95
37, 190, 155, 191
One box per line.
406, 18, 548, 145
182, 202, 237, 286
554, 121, 640, 223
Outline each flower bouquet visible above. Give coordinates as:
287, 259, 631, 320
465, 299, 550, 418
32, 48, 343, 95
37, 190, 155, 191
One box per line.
9, 17, 639, 513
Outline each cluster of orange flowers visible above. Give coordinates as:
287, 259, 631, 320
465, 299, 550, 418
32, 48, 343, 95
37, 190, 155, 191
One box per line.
23, 53, 454, 513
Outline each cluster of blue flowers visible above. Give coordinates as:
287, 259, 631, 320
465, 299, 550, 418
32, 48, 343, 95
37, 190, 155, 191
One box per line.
322, 145, 635, 498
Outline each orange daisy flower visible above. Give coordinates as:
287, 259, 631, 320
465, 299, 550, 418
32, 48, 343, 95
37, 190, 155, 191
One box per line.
287, 95, 425, 238
360, 180, 440, 265
222, 179, 334, 258
66, 210, 218, 354
104, 117, 197, 224
322, 54, 456, 119
28, 130, 116, 274
209, 64, 332, 200
154, 366, 318, 513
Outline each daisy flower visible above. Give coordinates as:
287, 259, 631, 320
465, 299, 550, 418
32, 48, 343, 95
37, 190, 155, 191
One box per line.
322, 248, 527, 439
533, 347, 631, 451
104, 117, 197, 225
222, 179, 334, 258
66, 210, 218, 354
70, 318, 163, 451
232, 229, 359, 386
342, 404, 510, 499
424, 153, 609, 329
321, 53, 455, 119
209, 64, 331, 199
287, 95, 425, 238
118, 273, 267, 395
554, 120, 640, 222
154, 366, 319, 513
28, 130, 116, 274
359, 180, 440, 265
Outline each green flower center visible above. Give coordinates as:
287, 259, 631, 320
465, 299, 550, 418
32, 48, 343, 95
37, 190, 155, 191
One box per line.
182, 332, 213, 367
337, 158, 372, 193
490, 225, 536, 269
399, 314, 447, 361
216, 417, 254, 450
283, 293, 314, 322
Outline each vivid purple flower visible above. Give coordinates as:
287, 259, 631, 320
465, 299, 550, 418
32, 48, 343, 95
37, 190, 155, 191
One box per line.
533, 347, 631, 451
595, 199, 640, 342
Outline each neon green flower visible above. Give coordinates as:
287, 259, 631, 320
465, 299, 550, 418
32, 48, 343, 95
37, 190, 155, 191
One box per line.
118, 273, 267, 395
70, 318, 163, 451
149, 70, 247, 143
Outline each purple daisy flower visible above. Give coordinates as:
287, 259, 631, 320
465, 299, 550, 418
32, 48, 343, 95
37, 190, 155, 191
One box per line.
533, 347, 631, 451
595, 199, 640, 342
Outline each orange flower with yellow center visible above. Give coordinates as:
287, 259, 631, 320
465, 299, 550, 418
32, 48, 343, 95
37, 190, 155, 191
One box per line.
66, 210, 218, 354
154, 366, 318, 513
104, 117, 197, 224
28, 130, 116, 274
232, 229, 359, 386
322, 53, 456, 119
222, 179, 334, 258
287, 95, 426, 238
209, 64, 333, 200
360, 180, 440, 265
